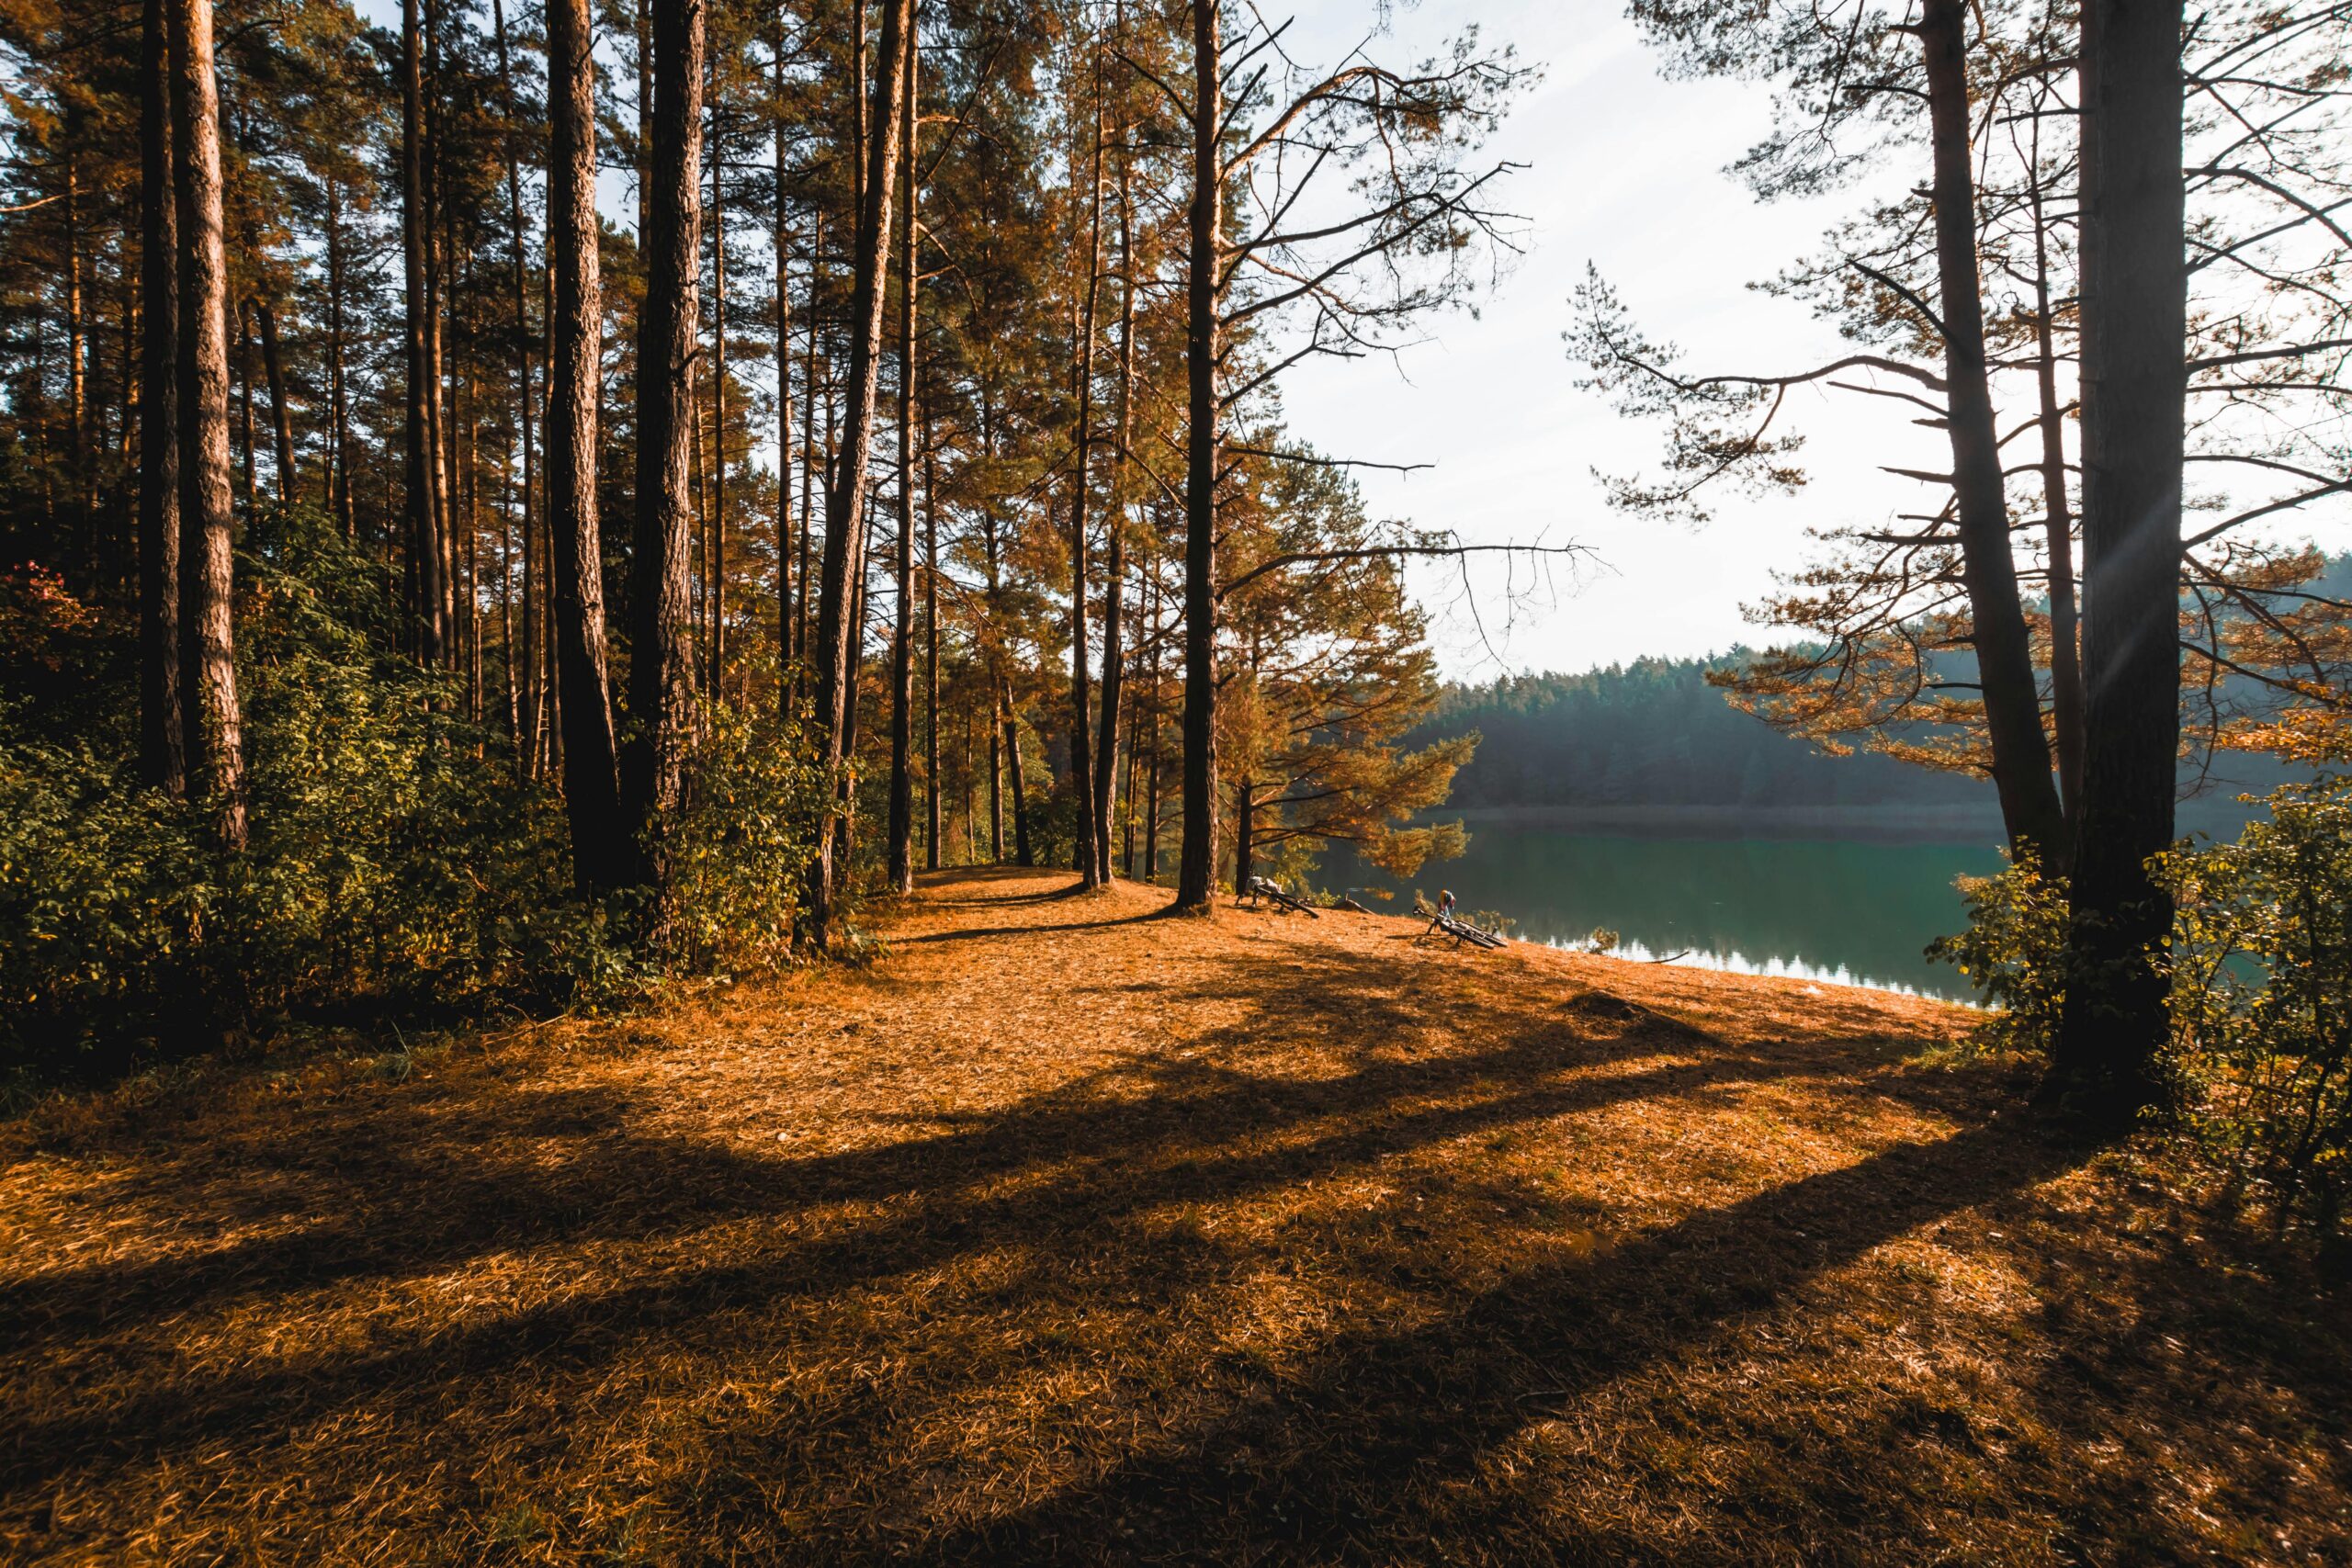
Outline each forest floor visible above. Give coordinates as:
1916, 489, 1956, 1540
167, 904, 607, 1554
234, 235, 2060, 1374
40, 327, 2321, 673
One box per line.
3, 866, 2348, 1565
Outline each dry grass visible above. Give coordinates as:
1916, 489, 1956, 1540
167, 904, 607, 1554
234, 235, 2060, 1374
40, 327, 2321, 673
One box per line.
2, 866, 2346, 1565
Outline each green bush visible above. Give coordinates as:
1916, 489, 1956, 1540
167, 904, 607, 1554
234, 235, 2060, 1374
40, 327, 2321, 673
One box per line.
0, 508, 829, 1081
2161, 784, 2352, 1261
0, 731, 210, 1061
660, 670, 831, 974
1930, 787, 2352, 1262
1927, 849, 2071, 1055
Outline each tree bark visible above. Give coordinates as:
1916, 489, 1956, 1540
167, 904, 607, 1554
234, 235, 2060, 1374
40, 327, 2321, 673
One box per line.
1145, 570, 1161, 879
235, 299, 256, 515
808, 0, 914, 941
139, 0, 183, 796
424, 0, 456, 660
401, 0, 446, 663
323, 172, 355, 537
546, 0, 627, 894
493, 0, 538, 775
1067, 77, 1106, 888
707, 60, 728, 695
887, 34, 919, 894
1234, 775, 1253, 893
65, 141, 91, 551
1091, 106, 1136, 887
1003, 681, 1033, 867
2055, 0, 2187, 1117
170, 0, 245, 850
627, 0, 707, 904
775, 33, 796, 708
2028, 132, 2086, 829
796, 209, 822, 682
1917, 0, 2067, 867
1173, 0, 1223, 913
254, 299, 295, 503
923, 390, 941, 871
989, 704, 1003, 863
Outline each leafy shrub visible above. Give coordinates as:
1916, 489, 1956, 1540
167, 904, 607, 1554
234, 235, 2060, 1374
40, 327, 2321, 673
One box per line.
0, 507, 830, 1082
0, 731, 210, 1062
661, 678, 831, 974
1931, 790, 2352, 1263
1927, 850, 2071, 1055
2161, 784, 2352, 1263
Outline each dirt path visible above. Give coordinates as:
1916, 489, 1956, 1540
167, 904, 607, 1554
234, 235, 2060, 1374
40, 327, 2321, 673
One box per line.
3, 869, 2346, 1564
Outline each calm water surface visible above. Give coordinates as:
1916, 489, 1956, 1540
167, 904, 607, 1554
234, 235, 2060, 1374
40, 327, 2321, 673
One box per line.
1343, 826, 2007, 999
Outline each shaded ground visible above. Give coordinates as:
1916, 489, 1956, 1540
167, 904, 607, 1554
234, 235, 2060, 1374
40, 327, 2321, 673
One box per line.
2, 867, 2346, 1565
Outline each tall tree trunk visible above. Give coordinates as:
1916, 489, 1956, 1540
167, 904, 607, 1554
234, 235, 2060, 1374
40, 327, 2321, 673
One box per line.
627, 0, 707, 906
139, 0, 183, 796
808, 0, 914, 942
1145, 568, 1161, 879
1067, 78, 1106, 888
2028, 126, 2086, 829
546, 0, 626, 893
462, 362, 482, 720
923, 391, 941, 871
425, 0, 456, 661
401, 0, 445, 662
775, 34, 796, 708
116, 269, 136, 476
832, 566, 866, 878
235, 299, 256, 514
1091, 107, 1136, 887
1003, 680, 1032, 866
1121, 674, 1138, 875
1917, 0, 2067, 867
501, 466, 518, 742
65, 140, 91, 556
2054, 0, 2187, 1117
989, 703, 1003, 863
1234, 775, 1253, 893
887, 35, 919, 894
323, 172, 354, 537
1173, 0, 1223, 913
254, 299, 295, 503
853, 0, 869, 225
707, 65, 728, 695
797, 209, 822, 679
170, 0, 245, 850
493, 0, 538, 773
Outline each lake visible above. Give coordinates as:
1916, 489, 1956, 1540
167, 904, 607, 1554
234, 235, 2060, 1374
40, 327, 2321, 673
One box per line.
1339, 809, 2011, 999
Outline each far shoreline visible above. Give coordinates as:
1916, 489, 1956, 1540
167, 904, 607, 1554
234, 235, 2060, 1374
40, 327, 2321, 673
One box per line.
1443, 800, 2264, 844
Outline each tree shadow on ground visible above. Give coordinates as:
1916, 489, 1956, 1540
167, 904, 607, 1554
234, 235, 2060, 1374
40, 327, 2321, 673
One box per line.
5, 877, 2338, 1565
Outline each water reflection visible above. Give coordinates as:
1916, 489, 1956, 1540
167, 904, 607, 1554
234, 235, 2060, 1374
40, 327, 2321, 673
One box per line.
1342, 827, 2007, 999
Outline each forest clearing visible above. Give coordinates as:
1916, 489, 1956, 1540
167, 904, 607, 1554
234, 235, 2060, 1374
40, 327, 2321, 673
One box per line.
4, 0, 2351, 1556
4, 869, 2346, 1565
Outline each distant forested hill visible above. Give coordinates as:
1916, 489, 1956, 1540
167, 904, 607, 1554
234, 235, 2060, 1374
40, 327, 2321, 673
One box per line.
1422, 617, 2342, 813
1416, 657, 1990, 809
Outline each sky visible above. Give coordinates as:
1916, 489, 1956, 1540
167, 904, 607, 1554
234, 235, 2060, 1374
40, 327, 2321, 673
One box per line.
1261, 0, 2350, 680
1263, 0, 1927, 679
352, 0, 2348, 682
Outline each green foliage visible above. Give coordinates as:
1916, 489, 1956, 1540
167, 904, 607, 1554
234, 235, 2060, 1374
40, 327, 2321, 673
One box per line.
1928, 850, 2072, 1056
1932, 785, 2352, 1260
0, 731, 211, 1064
2161, 784, 2352, 1260
0, 509, 831, 1082
1422, 656, 1990, 811
660, 682, 831, 975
